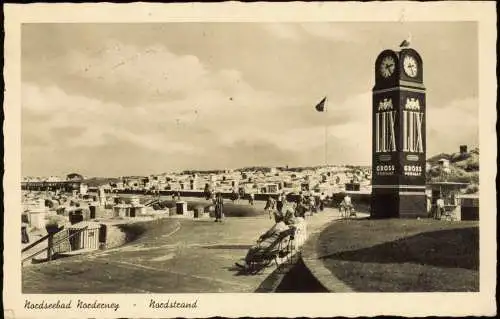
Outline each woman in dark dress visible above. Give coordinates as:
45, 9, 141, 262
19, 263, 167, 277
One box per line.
214, 192, 224, 222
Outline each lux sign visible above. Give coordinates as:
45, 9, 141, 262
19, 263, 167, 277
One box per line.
403, 111, 424, 153
375, 111, 396, 153
375, 110, 424, 153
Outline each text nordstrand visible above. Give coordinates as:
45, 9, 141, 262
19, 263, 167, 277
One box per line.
149, 298, 199, 309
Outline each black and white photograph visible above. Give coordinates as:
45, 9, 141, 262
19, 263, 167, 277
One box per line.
3, 2, 497, 318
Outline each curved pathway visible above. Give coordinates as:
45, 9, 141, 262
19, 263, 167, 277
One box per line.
22, 208, 339, 293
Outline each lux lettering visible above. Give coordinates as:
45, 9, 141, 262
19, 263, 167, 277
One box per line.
375, 111, 396, 153
403, 111, 424, 153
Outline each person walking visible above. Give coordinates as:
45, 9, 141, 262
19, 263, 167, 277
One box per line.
319, 192, 326, 211
314, 194, 321, 213
204, 184, 211, 200
436, 197, 445, 220
249, 192, 255, 206
22, 222, 30, 244
295, 192, 306, 219
231, 190, 239, 203
264, 196, 276, 219
211, 192, 217, 206
276, 192, 284, 214
309, 195, 317, 215
340, 193, 353, 218
214, 192, 224, 222
297, 192, 305, 207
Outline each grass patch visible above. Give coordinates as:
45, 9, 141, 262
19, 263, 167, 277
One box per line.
317, 219, 479, 292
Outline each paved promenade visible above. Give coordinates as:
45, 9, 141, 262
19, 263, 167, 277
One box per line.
22, 207, 341, 293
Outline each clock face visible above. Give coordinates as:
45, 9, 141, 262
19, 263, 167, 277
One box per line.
403, 55, 418, 77
379, 56, 396, 78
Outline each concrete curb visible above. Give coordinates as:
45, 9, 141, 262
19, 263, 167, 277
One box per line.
254, 262, 295, 292
301, 220, 354, 293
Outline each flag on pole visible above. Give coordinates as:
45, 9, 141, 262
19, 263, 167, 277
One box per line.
315, 96, 327, 112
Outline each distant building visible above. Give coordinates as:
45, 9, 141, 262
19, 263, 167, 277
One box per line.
345, 182, 361, 191
124, 177, 145, 189
47, 176, 63, 182
267, 183, 279, 193
437, 158, 451, 173
460, 145, 468, 154
437, 158, 450, 167
300, 182, 310, 192
80, 183, 88, 195
66, 173, 84, 181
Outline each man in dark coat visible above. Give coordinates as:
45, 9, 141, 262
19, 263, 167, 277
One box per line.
22, 222, 30, 243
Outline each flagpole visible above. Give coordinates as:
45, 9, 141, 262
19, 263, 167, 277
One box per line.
314, 96, 328, 167
325, 125, 328, 167
325, 98, 328, 167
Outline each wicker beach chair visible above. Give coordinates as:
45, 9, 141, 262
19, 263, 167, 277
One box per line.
245, 227, 296, 274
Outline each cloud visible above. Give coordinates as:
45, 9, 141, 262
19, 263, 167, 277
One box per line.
22, 54, 374, 176
299, 23, 357, 42
427, 97, 479, 155
21, 23, 479, 176
263, 24, 304, 42
263, 23, 358, 43
21, 40, 316, 175
62, 42, 209, 106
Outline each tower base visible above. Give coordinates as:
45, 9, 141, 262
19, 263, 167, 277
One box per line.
371, 187, 427, 219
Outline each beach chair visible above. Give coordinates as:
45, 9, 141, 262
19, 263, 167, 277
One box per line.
292, 222, 307, 250
442, 207, 456, 221
246, 227, 296, 274
340, 204, 356, 219
339, 202, 348, 219
348, 206, 357, 219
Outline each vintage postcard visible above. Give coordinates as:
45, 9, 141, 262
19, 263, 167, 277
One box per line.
3, 2, 497, 318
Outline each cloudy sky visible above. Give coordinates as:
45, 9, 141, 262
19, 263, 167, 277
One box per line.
22, 22, 478, 177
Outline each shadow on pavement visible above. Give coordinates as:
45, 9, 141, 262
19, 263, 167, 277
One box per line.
255, 259, 328, 293
223, 265, 261, 277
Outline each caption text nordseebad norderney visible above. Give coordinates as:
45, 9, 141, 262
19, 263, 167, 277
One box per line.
25, 298, 199, 311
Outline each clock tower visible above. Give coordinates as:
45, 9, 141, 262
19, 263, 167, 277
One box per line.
371, 47, 427, 218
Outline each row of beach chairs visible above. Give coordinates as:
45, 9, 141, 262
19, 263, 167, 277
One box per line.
244, 222, 307, 275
